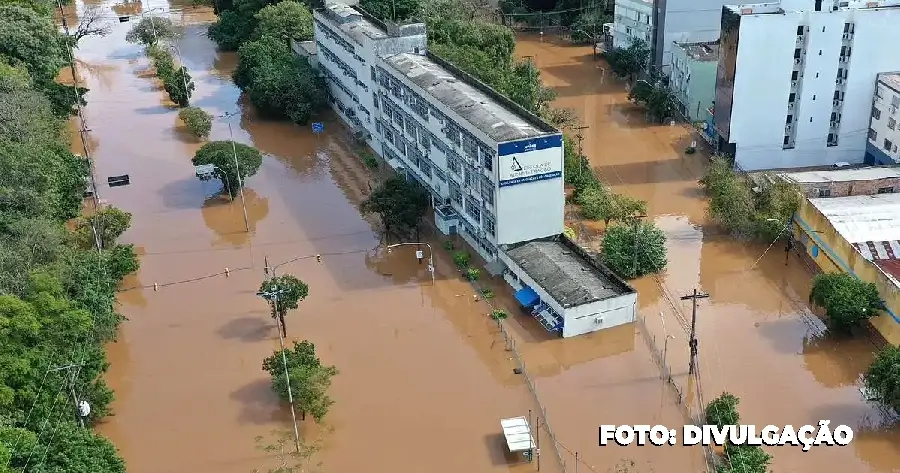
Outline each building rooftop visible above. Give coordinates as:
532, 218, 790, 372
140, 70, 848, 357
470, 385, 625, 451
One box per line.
810, 193, 900, 243
781, 166, 900, 184
878, 72, 900, 95
383, 53, 554, 142
502, 236, 634, 308
321, 3, 388, 44
677, 41, 719, 62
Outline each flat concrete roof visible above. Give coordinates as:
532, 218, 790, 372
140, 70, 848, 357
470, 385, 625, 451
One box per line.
382, 52, 553, 142
781, 166, 900, 184
503, 236, 633, 308
676, 41, 719, 62
810, 193, 900, 243
878, 72, 900, 95
320, 3, 387, 44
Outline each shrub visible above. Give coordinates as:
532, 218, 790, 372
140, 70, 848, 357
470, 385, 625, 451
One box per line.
863, 345, 900, 411
465, 268, 480, 281
443, 240, 454, 251
452, 251, 470, 268
601, 221, 667, 279
809, 272, 882, 331
705, 392, 740, 428
480, 288, 495, 299
491, 309, 508, 320
178, 107, 212, 139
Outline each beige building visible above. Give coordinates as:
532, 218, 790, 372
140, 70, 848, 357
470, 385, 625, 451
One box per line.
780, 166, 900, 198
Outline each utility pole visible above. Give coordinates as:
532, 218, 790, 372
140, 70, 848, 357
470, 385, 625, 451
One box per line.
573, 125, 589, 178
221, 112, 251, 232
260, 256, 302, 454
50, 364, 89, 428
680, 289, 709, 375
631, 214, 647, 278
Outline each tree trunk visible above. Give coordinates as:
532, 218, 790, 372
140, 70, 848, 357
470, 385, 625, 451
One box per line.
279, 313, 287, 338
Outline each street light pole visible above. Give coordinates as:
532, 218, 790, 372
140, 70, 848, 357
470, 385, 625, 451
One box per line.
387, 242, 435, 284
227, 121, 251, 232
632, 214, 647, 278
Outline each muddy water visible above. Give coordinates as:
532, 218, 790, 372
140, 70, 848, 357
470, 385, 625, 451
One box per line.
71, 3, 562, 473
515, 34, 900, 472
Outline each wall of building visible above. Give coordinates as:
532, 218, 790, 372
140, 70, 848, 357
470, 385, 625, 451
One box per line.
725, 7, 900, 170
495, 136, 565, 245
793, 177, 900, 197
866, 79, 900, 163
793, 199, 900, 345
612, 0, 653, 48
659, 0, 729, 71
670, 46, 718, 121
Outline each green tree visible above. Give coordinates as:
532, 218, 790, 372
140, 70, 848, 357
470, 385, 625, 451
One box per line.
254, 1, 314, 43
809, 272, 882, 331
234, 36, 326, 123
360, 176, 429, 238
178, 106, 213, 139
208, 9, 257, 50
705, 392, 740, 428
259, 274, 309, 337
359, 0, 421, 22
863, 345, 900, 411
262, 341, 338, 422
605, 38, 650, 80
161, 66, 195, 107
577, 187, 646, 225
0, 5, 66, 85
191, 140, 263, 196
570, 10, 610, 44
719, 444, 772, 473
125, 16, 179, 45
600, 220, 667, 279
72, 206, 133, 249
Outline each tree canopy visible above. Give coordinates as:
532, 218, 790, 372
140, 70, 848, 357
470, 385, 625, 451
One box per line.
192, 140, 263, 196
705, 393, 772, 473
125, 17, 179, 46
259, 274, 309, 311
605, 38, 650, 80
863, 345, 900, 411
576, 186, 647, 226
600, 220, 667, 279
0, 1, 139, 468
178, 106, 213, 139
262, 341, 338, 423
360, 176, 429, 238
253, 1, 314, 43
809, 272, 882, 331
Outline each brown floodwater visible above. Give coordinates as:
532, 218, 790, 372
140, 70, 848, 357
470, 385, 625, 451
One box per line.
70, 3, 565, 473
514, 33, 900, 472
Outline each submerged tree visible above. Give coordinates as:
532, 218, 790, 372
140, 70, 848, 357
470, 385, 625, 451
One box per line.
125, 17, 179, 45
191, 140, 263, 197
259, 274, 309, 338
601, 220, 667, 279
360, 176, 429, 239
810, 272, 882, 331
262, 341, 338, 423
705, 392, 740, 428
863, 345, 900, 411
178, 106, 213, 139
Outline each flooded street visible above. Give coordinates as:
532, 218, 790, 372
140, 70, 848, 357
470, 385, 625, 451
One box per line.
74, 2, 559, 473
515, 34, 900, 472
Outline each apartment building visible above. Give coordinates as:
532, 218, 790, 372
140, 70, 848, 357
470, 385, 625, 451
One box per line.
713, 0, 900, 171
611, 0, 729, 72
865, 72, 900, 164
669, 41, 719, 121
309, 2, 638, 337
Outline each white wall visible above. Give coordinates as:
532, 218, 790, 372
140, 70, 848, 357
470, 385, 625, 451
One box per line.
729, 7, 900, 170
660, 0, 730, 71
495, 137, 564, 245
562, 293, 637, 338
612, 0, 654, 48
869, 81, 900, 161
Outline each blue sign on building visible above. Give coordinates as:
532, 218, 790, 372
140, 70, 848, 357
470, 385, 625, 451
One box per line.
312, 122, 324, 134
497, 135, 563, 188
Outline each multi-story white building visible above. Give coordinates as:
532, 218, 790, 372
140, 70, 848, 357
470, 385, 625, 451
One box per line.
713, 0, 900, 171
865, 72, 900, 164
611, 0, 729, 73
307, 1, 637, 338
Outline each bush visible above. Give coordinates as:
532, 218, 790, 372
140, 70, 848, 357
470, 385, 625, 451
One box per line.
191, 140, 263, 196
465, 268, 480, 281
361, 151, 378, 169
443, 240, 454, 251
178, 107, 213, 139
863, 345, 900, 411
491, 309, 508, 320
261, 340, 338, 422
126, 17, 178, 45
161, 66, 195, 107
705, 392, 740, 428
480, 288, 494, 298
452, 251, 470, 268
809, 272, 882, 331
700, 156, 801, 240
601, 220, 667, 279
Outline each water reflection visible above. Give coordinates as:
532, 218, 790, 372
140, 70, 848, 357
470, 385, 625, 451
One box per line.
855, 424, 900, 472
364, 245, 434, 285
112, 0, 143, 15
802, 333, 874, 388
240, 105, 327, 178
201, 187, 269, 247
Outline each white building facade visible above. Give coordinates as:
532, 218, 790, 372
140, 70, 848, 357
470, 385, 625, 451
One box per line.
611, 0, 730, 72
714, 0, 900, 171
311, 2, 637, 338
865, 72, 900, 164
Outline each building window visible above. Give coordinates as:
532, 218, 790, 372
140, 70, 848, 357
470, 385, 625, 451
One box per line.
783, 135, 790, 146
449, 180, 462, 206
786, 114, 793, 124
872, 107, 881, 120
893, 96, 900, 108
869, 128, 878, 140
447, 153, 462, 175
789, 92, 796, 103
885, 138, 893, 151
817, 188, 831, 198
796, 25, 804, 35
794, 48, 801, 59
484, 215, 496, 236
480, 147, 493, 171
878, 186, 895, 194
791, 71, 799, 80
889, 118, 897, 130
827, 133, 837, 147
464, 164, 475, 187
434, 167, 447, 182
464, 196, 481, 224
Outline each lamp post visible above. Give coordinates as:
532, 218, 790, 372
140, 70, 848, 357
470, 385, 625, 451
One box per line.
219, 111, 251, 232
387, 242, 435, 284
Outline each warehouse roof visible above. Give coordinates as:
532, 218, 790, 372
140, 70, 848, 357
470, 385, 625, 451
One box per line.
809, 193, 900, 243
502, 236, 634, 308
382, 52, 556, 142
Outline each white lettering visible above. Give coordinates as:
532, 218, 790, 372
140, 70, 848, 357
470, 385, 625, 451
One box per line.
833, 425, 853, 446
683, 425, 702, 446
599, 425, 616, 446
633, 425, 651, 446
761, 425, 780, 446
648, 426, 669, 446
614, 426, 634, 446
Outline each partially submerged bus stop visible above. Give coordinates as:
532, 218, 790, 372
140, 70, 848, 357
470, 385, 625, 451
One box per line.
501, 416, 536, 462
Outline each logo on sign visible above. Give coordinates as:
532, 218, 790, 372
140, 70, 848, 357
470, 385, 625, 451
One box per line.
511, 157, 523, 172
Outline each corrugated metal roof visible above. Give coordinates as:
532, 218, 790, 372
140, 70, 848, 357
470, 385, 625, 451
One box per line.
809, 193, 900, 243
781, 166, 900, 184
382, 53, 552, 142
